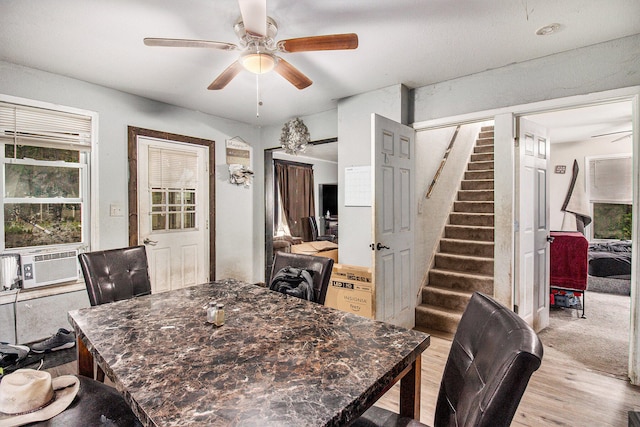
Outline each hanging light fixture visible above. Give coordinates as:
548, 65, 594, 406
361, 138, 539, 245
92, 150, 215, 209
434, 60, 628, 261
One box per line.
280, 118, 310, 155
240, 47, 276, 74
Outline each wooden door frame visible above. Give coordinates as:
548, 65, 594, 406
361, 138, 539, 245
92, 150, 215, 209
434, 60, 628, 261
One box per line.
127, 126, 215, 280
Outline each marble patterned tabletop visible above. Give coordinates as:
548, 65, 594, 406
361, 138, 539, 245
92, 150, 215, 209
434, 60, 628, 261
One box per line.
68, 279, 430, 426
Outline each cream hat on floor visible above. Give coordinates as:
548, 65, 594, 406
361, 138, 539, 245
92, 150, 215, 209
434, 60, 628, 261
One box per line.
0, 369, 79, 427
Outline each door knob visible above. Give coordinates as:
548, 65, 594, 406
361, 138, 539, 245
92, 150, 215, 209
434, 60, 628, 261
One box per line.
376, 243, 390, 250
547, 236, 555, 243
143, 238, 158, 246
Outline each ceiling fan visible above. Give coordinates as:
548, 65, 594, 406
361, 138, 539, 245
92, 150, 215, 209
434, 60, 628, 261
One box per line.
143, 0, 358, 90
591, 129, 633, 143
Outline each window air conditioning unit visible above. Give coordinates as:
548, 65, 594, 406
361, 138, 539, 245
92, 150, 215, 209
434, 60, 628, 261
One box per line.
21, 250, 79, 289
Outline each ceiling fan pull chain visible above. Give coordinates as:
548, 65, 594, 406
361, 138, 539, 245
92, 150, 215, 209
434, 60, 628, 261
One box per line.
256, 74, 260, 118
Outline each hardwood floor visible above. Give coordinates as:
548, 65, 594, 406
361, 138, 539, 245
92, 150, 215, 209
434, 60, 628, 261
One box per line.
376, 330, 640, 426
48, 331, 640, 426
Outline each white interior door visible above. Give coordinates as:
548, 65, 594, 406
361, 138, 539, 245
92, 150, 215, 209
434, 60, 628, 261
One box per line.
137, 136, 209, 293
372, 114, 416, 328
516, 118, 550, 331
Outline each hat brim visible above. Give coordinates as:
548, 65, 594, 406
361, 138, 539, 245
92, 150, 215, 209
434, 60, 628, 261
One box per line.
0, 375, 79, 427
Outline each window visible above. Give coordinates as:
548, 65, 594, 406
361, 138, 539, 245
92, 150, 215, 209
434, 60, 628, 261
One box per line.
0, 99, 93, 252
587, 155, 632, 240
148, 147, 198, 232
592, 203, 632, 240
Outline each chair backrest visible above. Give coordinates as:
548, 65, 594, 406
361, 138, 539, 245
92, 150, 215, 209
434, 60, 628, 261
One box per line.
78, 246, 151, 306
269, 252, 333, 304
435, 292, 543, 427
301, 216, 319, 242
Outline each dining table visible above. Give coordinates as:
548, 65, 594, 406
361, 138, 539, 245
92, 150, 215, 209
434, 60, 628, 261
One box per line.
68, 279, 430, 426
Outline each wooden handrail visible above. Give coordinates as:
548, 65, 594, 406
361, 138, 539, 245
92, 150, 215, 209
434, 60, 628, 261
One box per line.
425, 125, 460, 199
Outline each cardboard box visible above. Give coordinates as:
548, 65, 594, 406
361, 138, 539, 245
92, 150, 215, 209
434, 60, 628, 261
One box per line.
325, 264, 374, 319
291, 241, 338, 262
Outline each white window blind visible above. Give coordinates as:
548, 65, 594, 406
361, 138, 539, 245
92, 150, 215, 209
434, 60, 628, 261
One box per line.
0, 102, 92, 148
149, 147, 198, 188
588, 156, 632, 203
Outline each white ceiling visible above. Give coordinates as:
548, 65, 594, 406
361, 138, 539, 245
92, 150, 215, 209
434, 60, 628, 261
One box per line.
2, 0, 639, 130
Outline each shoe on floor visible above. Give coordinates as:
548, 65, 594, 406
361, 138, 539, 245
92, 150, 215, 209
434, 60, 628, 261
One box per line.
0, 343, 30, 368
30, 328, 76, 353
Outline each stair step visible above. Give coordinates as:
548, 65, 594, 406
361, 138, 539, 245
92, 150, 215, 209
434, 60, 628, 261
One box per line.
429, 269, 494, 293
422, 286, 474, 311
468, 160, 494, 171
415, 305, 462, 335
476, 136, 494, 146
435, 253, 494, 275
449, 212, 494, 227
464, 169, 494, 180
453, 201, 494, 213
444, 225, 494, 241
470, 152, 494, 162
440, 238, 494, 257
457, 190, 494, 202
474, 144, 494, 154
461, 179, 494, 190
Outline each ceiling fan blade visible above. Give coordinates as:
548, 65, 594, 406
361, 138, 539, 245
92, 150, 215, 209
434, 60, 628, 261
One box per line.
238, 0, 267, 36
278, 33, 358, 53
208, 61, 244, 90
144, 38, 238, 51
611, 134, 632, 143
274, 57, 312, 90
591, 129, 632, 138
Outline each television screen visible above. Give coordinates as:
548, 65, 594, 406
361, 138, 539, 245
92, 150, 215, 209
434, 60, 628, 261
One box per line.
320, 184, 338, 217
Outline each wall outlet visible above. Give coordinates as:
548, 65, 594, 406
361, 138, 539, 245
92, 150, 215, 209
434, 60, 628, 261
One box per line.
110, 204, 124, 217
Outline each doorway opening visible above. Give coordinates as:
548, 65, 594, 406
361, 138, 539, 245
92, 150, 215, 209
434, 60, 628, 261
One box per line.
263, 139, 338, 281
522, 99, 633, 379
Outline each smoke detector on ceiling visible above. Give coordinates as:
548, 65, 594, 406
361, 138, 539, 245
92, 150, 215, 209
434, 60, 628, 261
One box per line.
536, 23, 562, 36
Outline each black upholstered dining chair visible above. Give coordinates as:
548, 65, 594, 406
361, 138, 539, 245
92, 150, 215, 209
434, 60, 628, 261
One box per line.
353, 292, 544, 427
32, 376, 142, 426
269, 251, 334, 304
301, 216, 336, 243
77, 245, 151, 381
78, 245, 151, 307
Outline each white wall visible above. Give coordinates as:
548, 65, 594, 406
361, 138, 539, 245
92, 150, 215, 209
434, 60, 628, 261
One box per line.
0, 60, 259, 283
412, 34, 640, 124
337, 84, 409, 267
550, 138, 633, 232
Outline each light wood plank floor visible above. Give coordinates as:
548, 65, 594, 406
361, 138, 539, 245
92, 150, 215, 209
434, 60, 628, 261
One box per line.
376, 330, 640, 426
48, 331, 640, 426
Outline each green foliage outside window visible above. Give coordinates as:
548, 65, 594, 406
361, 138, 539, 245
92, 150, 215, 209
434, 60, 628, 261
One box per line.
3, 144, 83, 249
593, 203, 632, 240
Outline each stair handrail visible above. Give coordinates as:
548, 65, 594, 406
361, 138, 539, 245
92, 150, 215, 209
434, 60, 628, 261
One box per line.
425, 125, 461, 199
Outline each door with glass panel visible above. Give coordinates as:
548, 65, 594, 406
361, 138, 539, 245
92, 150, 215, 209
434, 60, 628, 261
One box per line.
137, 137, 209, 293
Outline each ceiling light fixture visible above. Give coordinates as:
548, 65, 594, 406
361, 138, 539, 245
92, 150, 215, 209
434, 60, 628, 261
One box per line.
535, 23, 562, 36
240, 50, 276, 74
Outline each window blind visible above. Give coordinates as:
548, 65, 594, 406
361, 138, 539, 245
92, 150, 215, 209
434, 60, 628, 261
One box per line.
588, 156, 632, 203
0, 101, 92, 148
149, 147, 198, 188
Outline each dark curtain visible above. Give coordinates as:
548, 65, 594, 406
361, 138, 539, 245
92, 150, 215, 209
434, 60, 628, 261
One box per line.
275, 160, 315, 238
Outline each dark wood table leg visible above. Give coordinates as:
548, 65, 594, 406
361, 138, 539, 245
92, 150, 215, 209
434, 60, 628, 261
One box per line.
399, 353, 421, 420
76, 336, 94, 378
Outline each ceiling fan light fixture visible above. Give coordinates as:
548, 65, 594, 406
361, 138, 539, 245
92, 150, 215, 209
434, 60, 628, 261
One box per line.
241, 51, 276, 74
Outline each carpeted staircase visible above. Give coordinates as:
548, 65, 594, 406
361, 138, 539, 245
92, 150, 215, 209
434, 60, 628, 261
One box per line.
416, 126, 495, 334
